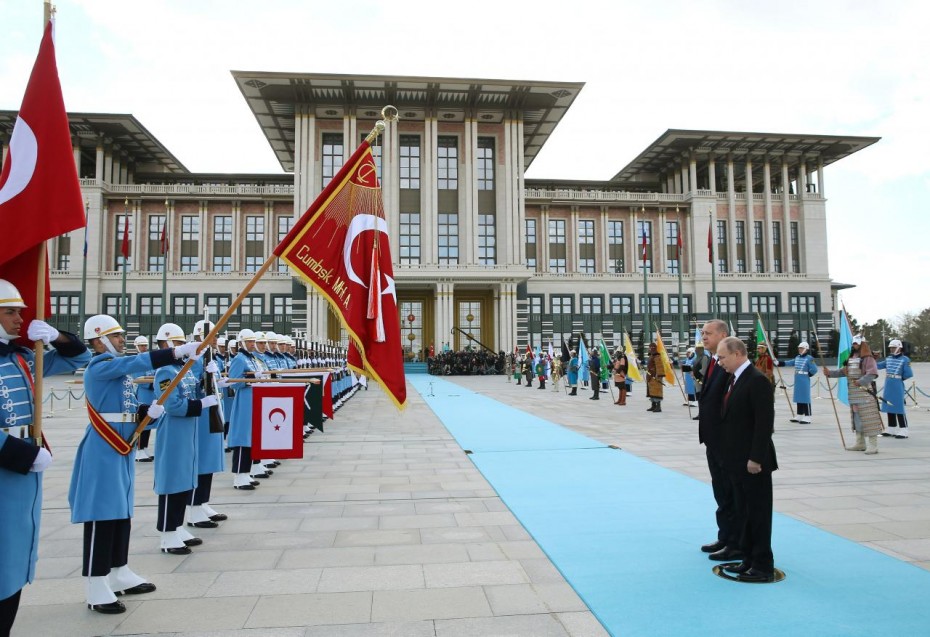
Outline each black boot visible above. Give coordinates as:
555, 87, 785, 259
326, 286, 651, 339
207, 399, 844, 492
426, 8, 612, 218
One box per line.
570, 388, 577, 396
654, 402, 662, 413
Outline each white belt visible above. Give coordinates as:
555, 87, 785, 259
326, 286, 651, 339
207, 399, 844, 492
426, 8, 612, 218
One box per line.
795, 371, 808, 375
97, 412, 136, 422
1, 425, 33, 439
887, 374, 901, 379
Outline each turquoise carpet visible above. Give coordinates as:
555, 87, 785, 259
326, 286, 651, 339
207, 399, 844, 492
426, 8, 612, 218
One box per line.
410, 375, 930, 637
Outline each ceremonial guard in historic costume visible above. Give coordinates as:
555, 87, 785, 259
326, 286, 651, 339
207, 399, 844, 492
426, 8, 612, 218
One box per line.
522, 356, 534, 387
152, 323, 216, 554
878, 339, 913, 438
682, 347, 698, 406
774, 342, 818, 423
512, 355, 523, 384
613, 349, 629, 406
186, 321, 228, 529
754, 343, 776, 392
227, 329, 268, 489
70, 314, 197, 614
131, 335, 155, 462
535, 357, 547, 390
567, 351, 579, 395
826, 335, 883, 454
646, 343, 664, 412
0, 281, 90, 632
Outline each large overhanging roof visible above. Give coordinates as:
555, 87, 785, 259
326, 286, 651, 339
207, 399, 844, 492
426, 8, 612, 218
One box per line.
0, 111, 188, 174
231, 71, 585, 173
612, 129, 880, 184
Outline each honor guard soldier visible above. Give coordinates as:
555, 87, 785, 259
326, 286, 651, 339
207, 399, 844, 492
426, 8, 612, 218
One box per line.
567, 351, 579, 395
878, 339, 913, 438
69, 314, 198, 614
774, 342, 818, 423
187, 320, 228, 528
227, 329, 269, 489
152, 323, 215, 554
682, 347, 698, 407
645, 343, 663, 412
0, 280, 90, 633
131, 335, 155, 462
826, 335, 883, 454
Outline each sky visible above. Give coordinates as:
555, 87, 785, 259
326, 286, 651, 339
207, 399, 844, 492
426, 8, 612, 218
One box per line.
1, 0, 927, 325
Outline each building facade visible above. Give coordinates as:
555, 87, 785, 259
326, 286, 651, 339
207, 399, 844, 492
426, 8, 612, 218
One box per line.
0, 73, 878, 357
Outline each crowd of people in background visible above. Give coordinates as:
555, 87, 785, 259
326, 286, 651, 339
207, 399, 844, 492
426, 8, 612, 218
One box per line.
427, 349, 504, 375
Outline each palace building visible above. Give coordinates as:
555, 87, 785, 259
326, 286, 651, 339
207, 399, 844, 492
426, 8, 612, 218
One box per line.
0, 72, 878, 357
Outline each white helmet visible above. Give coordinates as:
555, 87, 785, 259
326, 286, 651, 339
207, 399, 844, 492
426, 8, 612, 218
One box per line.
156, 322, 186, 343
265, 331, 279, 342
217, 336, 227, 347
254, 331, 268, 342
889, 339, 903, 349
238, 329, 256, 341
852, 334, 864, 345
228, 339, 238, 349
798, 342, 809, 350
192, 320, 206, 338
134, 335, 149, 347
0, 279, 27, 308
84, 315, 124, 340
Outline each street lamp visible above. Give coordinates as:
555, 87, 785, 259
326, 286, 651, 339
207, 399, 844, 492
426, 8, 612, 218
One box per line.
466, 312, 475, 349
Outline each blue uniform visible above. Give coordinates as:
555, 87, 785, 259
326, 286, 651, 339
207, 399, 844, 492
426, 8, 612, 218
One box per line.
152, 361, 201, 495
682, 354, 697, 397
567, 356, 579, 386
226, 350, 266, 448
193, 356, 225, 475
0, 336, 89, 601
776, 354, 818, 404
877, 354, 913, 416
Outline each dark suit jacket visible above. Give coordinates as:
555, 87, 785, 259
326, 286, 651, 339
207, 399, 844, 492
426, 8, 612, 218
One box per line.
719, 364, 778, 473
698, 356, 730, 449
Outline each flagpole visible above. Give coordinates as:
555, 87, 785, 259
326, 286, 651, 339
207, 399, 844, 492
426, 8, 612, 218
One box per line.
809, 318, 846, 449
120, 197, 128, 327
641, 206, 650, 354
79, 199, 89, 335
709, 210, 717, 315
758, 312, 794, 418
161, 199, 168, 325
657, 322, 688, 404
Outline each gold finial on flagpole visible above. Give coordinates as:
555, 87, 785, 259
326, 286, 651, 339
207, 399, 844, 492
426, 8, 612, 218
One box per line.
365, 105, 398, 144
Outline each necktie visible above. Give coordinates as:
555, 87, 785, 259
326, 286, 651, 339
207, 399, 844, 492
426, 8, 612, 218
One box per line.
723, 375, 735, 410
706, 357, 717, 382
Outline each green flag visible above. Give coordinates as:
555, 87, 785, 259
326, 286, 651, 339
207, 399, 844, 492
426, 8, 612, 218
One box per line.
598, 340, 612, 383
756, 318, 766, 348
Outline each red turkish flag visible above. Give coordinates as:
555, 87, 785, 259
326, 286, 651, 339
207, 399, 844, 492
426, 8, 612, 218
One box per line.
0, 22, 86, 348
120, 215, 130, 259
251, 383, 304, 460
275, 141, 406, 409
707, 223, 714, 264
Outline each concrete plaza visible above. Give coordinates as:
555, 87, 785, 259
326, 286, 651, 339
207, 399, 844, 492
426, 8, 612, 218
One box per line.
13, 364, 930, 636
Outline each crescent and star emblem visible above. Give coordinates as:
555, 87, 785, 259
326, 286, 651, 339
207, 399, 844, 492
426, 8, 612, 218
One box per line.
342, 214, 396, 301
268, 407, 287, 431
0, 116, 38, 206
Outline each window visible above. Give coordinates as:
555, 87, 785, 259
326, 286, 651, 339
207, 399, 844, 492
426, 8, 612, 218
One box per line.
56, 234, 71, 270
438, 212, 459, 265
789, 294, 818, 313
477, 137, 494, 190
212, 215, 232, 272
665, 221, 680, 274
753, 220, 764, 273
238, 294, 264, 315
716, 294, 739, 314
772, 221, 782, 273
478, 214, 496, 265
790, 221, 800, 273
610, 295, 633, 315
103, 295, 121, 316
636, 220, 652, 273
277, 216, 294, 273
437, 136, 458, 189
204, 295, 230, 317
399, 135, 420, 189
180, 215, 199, 272
172, 295, 197, 315
577, 220, 595, 273
548, 219, 566, 273
245, 215, 264, 272
735, 220, 746, 273
668, 295, 691, 316
524, 218, 537, 269
114, 214, 133, 269
271, 295, 292, 317
138, 295, 163, 317
581, 295, 604, 314
527, 295, 543, 316
51, 293, 80, 315
147, 215, 166, 271
608, 220, 624, 273
750, 294, 779, 314
639, 295, 661, 315
322, 133, 344, 188
551, 295, 573, 314
716, 220, 728, 273
399, 212, 421, 264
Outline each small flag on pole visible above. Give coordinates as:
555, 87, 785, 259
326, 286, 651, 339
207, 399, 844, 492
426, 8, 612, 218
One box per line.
623, 331, 643, 383
654, 329, 677, 385
707, 222, 714, 264
837, 308, 853, 405
120, 215, 130, 259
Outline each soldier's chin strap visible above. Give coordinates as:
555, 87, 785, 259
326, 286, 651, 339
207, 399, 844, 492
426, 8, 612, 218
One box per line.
102, 335, 123, 357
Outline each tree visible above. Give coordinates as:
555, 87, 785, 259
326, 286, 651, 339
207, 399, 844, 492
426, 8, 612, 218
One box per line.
861, 318, 898, 356
899, 308, 930, 360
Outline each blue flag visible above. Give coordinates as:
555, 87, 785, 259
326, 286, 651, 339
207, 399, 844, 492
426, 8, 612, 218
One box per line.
837, 309, 853, 405
578, 335, 590, 383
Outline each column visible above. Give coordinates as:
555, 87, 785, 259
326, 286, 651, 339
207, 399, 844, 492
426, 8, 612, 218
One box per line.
73, 137, 81, 175
263, 200, 273, 259
569, 206, 579, 273
781, 159, 791, 272
745, 157, 754, 274
120, 157, 129, 184
199, 201, 208, 273
817, 156, 825, 197
599, 206, 609, 273
689, 152, 698, 192
763, 158, 773, 272
103, 146, 113, 186
230, 201, 240, 272
657, 209, 666, 273
708, 153, 717, 193
111, 148, 121, 185
95, 137, 105, 182
680, 160, 689, 194
726, 154, 736, 272
131, 200, 141, 273
422, 114, 437, 265
627, 206, 637, 274
540, 205, 550, 272
799, 159, 808, 195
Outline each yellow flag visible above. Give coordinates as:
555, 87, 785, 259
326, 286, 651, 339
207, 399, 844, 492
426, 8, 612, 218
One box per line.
654, 329, 677, 385
623, 331, 643, 382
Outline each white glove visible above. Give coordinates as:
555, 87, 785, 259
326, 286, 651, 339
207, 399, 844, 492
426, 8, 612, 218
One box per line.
200, 395, 218, 409
29, 447, 52, 472
253, 371, 269, 380
217, 377, 233, 388
27, 320, 60, 345
174, 341, 204, 360
146, 403, 165, 419
205, 360, 219, 374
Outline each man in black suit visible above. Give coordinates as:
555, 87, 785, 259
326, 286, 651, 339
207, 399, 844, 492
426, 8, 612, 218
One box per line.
697, 320, 741, 561
588, 348, 601, 400
716, 336, 778, 582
